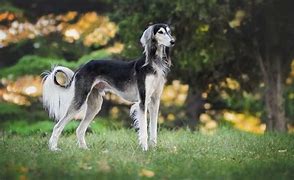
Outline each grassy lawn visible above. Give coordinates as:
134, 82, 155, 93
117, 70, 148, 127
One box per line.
0, 128, 294, 180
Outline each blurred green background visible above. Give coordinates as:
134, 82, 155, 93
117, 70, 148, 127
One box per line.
0, 0, 294, 135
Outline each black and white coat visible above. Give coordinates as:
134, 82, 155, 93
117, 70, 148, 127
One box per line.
42, 24, 175, 151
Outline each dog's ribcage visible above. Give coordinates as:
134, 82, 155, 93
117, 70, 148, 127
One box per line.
98, 70, 165, 104
95, 78, 139, 103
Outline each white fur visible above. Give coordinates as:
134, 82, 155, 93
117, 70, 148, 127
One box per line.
147, 73, 165, 147
140, 26, 153, 49
140, 26, 154, 66
135, 28, 171, 150
148, 88, 162, 147
155, 27, 175, 47
42, 66, 75, 121
135, 73, 166, 151
140, 75, 155, 151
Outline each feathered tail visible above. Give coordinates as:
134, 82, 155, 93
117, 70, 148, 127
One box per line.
42, 66, 75, 121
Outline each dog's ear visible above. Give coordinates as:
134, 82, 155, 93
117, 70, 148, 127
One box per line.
140, 25, 154, 48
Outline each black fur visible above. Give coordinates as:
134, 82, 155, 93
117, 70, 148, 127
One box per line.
72, 55, 156, 109
152, 23, 169, 35
54, 24, 173, 115
44, 23, 175, 151
70, 24, 173, 110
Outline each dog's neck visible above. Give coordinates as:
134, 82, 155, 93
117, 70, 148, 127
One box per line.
156, 45, 166, 59
142, 42, 171, 75
156, 45, 171, 64
152, 44, 171, 75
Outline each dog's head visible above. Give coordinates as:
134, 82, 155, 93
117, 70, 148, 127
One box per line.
140, 24, 175, 48
140, 24, 175, 68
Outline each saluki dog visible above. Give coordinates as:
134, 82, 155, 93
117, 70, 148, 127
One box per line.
42, 23, 175, 151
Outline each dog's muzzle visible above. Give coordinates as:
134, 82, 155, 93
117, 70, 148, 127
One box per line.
170, 39, 175, 47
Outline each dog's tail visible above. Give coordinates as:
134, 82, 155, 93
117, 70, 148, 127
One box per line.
42, 66, 75, 121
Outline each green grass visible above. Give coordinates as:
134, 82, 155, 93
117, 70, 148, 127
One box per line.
0, 128, 294, 180
2, 119, 118, 136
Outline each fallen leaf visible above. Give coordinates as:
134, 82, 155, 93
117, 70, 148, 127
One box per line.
19, 166, 29, 174
278, 149, 287, 153
98, 160, 111, 173
19, 175, 28, 180
139, 169, 155, 178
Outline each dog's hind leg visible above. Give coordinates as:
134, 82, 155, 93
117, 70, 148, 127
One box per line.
49, 104, 77, 151
76, 90, 103, 149
131, 99, 148, 151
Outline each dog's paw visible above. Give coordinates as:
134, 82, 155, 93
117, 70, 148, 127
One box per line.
77, 141, 89, 150
149, 139, 157, 148
49, 147, 61, 151
79, 145, 89, 150
149, 143, 157, 151
140, 143, 148, 151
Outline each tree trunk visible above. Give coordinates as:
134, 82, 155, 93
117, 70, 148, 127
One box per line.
254, 39, 287, 132
184, 87, 205, 130
264, 56, 287, 132
257, 45, 288, 132
255, 1, 288, 132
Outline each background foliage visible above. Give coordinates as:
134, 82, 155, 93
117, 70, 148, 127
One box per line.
0, 0, 294, 133
1, 1, 294, 179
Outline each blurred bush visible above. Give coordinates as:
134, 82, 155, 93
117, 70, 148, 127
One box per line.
0, 49, 109, 78
0, 0, 294, 134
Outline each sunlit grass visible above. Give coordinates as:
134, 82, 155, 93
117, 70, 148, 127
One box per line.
0, 128, 294, 179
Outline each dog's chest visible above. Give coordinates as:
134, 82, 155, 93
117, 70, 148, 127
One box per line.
145, 74, 166, 94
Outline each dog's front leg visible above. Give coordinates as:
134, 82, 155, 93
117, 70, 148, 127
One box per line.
138, 102, 148, 151
148, 79, 164, 148
129, 95, 149, 151
135, 75, 155, 151
131, 101, 148, 151
148, 94, 161, 148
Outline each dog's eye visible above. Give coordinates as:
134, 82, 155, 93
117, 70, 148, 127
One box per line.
158, 31, 164, 34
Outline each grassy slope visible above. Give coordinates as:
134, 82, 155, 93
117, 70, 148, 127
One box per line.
0, 129, 294, 180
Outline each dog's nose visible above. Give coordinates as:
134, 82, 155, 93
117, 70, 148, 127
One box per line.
170, 40, 175, 45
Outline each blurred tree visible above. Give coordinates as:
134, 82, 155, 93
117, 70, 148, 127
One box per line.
0, 0, 112, 67
0, 1, 119, 114
109, 0, 294, 132
1, 0, 294, 132
250, 0, 294, 132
